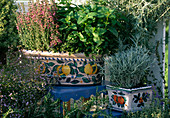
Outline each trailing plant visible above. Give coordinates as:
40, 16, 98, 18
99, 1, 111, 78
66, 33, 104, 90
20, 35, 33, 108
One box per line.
103, 46, 151, 88
16, 0, 61, 51
0, 0, 19, 64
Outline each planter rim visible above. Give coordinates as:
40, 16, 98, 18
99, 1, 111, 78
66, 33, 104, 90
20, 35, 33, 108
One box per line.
106, 85, 152, 92
22, 49, 102, 59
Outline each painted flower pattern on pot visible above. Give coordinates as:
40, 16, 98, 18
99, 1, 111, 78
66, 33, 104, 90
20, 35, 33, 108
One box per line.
111, 92, 127, 108
133, 92, 150, 107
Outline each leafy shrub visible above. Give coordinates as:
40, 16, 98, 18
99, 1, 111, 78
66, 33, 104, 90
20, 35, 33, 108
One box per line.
58, 1, 136, 56
104, 46, 151, 88
93, 0, 169, 48
0, 0, 19, 64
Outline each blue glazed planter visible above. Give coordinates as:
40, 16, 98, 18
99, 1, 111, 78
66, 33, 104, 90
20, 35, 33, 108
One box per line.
22, 49, 103, 85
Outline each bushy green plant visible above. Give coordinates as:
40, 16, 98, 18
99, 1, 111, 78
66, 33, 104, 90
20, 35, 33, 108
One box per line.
91, 0, 169, 48
0, 0, 19, 64
104, 46, 151, 88
58, 1, 136, 56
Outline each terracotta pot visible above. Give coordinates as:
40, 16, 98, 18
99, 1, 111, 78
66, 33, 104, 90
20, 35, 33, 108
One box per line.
107, 85, 152, 111
22, 49, 103, 85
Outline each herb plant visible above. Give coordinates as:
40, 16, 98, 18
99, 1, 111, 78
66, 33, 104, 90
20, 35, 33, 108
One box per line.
58, 2, 132, 56
104, 46, 151, 88
16, 0, 61, 51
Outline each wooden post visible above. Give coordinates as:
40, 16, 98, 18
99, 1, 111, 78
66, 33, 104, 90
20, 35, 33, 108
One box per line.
62, 102, 66, 116
67, 100, 71, 111
62, 100, 71, 116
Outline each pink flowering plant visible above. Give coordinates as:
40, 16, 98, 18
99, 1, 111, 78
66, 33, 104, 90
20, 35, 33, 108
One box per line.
16, 0, 61, 51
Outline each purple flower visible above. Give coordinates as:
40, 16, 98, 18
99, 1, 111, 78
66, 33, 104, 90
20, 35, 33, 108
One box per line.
26, 102, 29, 106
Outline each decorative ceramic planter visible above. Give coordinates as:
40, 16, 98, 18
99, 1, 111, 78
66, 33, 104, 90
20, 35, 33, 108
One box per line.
22, 50, 103, 85
106, 85, 152, 111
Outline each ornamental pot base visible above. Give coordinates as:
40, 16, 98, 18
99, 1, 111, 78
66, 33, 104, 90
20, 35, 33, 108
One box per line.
22, 50, 103, 86
106, 85, 152, 112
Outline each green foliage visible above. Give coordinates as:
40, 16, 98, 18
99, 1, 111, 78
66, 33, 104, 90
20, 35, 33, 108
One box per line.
58, 1, 137, 56
104, 46, 151, 88
95, 0, 169, 48
122, 99, 170, 118
0, 0, 18, 50
0, 0, 19, 64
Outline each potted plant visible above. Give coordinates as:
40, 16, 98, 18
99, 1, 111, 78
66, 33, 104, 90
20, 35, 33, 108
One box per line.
104, 46, 152, 111
16, 0, 133, 85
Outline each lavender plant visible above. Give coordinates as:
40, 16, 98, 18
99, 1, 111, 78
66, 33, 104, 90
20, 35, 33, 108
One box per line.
104, 46, 151, 88
16, 0, 61, 51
